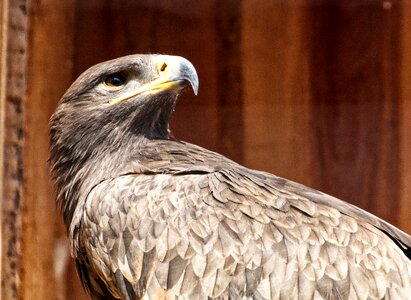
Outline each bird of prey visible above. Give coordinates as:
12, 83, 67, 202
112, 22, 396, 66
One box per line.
49, 54, 411, 300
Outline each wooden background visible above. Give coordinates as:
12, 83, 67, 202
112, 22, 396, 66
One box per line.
1, 0, 410, 299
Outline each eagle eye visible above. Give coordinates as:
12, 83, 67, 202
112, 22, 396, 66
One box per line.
103, 73, 127, 88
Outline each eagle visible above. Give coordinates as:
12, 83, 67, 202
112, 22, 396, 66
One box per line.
49, 54, 411, 300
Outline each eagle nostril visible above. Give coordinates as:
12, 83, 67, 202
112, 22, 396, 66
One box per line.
160, 63, 167, 72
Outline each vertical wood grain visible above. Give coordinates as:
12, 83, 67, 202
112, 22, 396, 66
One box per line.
24, 1, 76, 299
400, 2, 411, 233
309, 1, 402, 225
242, 0, 314, 185
0, 0, 7, 299
1, 1, 27, 299
215, 0, 244, 162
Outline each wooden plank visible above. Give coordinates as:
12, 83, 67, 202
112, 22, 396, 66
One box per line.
0, 0, 7, 299
23, 1, 77, 299
308, 1, 402, 225
400, 2, 411, 233
1, 1, 28, 299
215, 0, 244, 162
242, 1, 314, 185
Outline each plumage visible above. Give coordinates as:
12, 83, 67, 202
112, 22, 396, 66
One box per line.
49, 54, 411, 299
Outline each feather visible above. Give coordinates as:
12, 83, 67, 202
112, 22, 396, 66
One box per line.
348, 266, 370, 300
173, 264, 199, 295
166, 255, 188, 289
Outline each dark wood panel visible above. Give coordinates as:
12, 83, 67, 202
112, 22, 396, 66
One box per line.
309, 1, 402, 224
215, 0, 244, 162
400, 3, 411, 233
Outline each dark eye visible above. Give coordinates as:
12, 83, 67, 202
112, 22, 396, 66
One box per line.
103, 73, 127, 88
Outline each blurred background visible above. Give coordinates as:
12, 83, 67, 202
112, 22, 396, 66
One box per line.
1, 0, 410, 299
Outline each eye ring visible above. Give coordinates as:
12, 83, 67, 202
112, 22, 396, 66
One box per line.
103, 73, 127, 88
